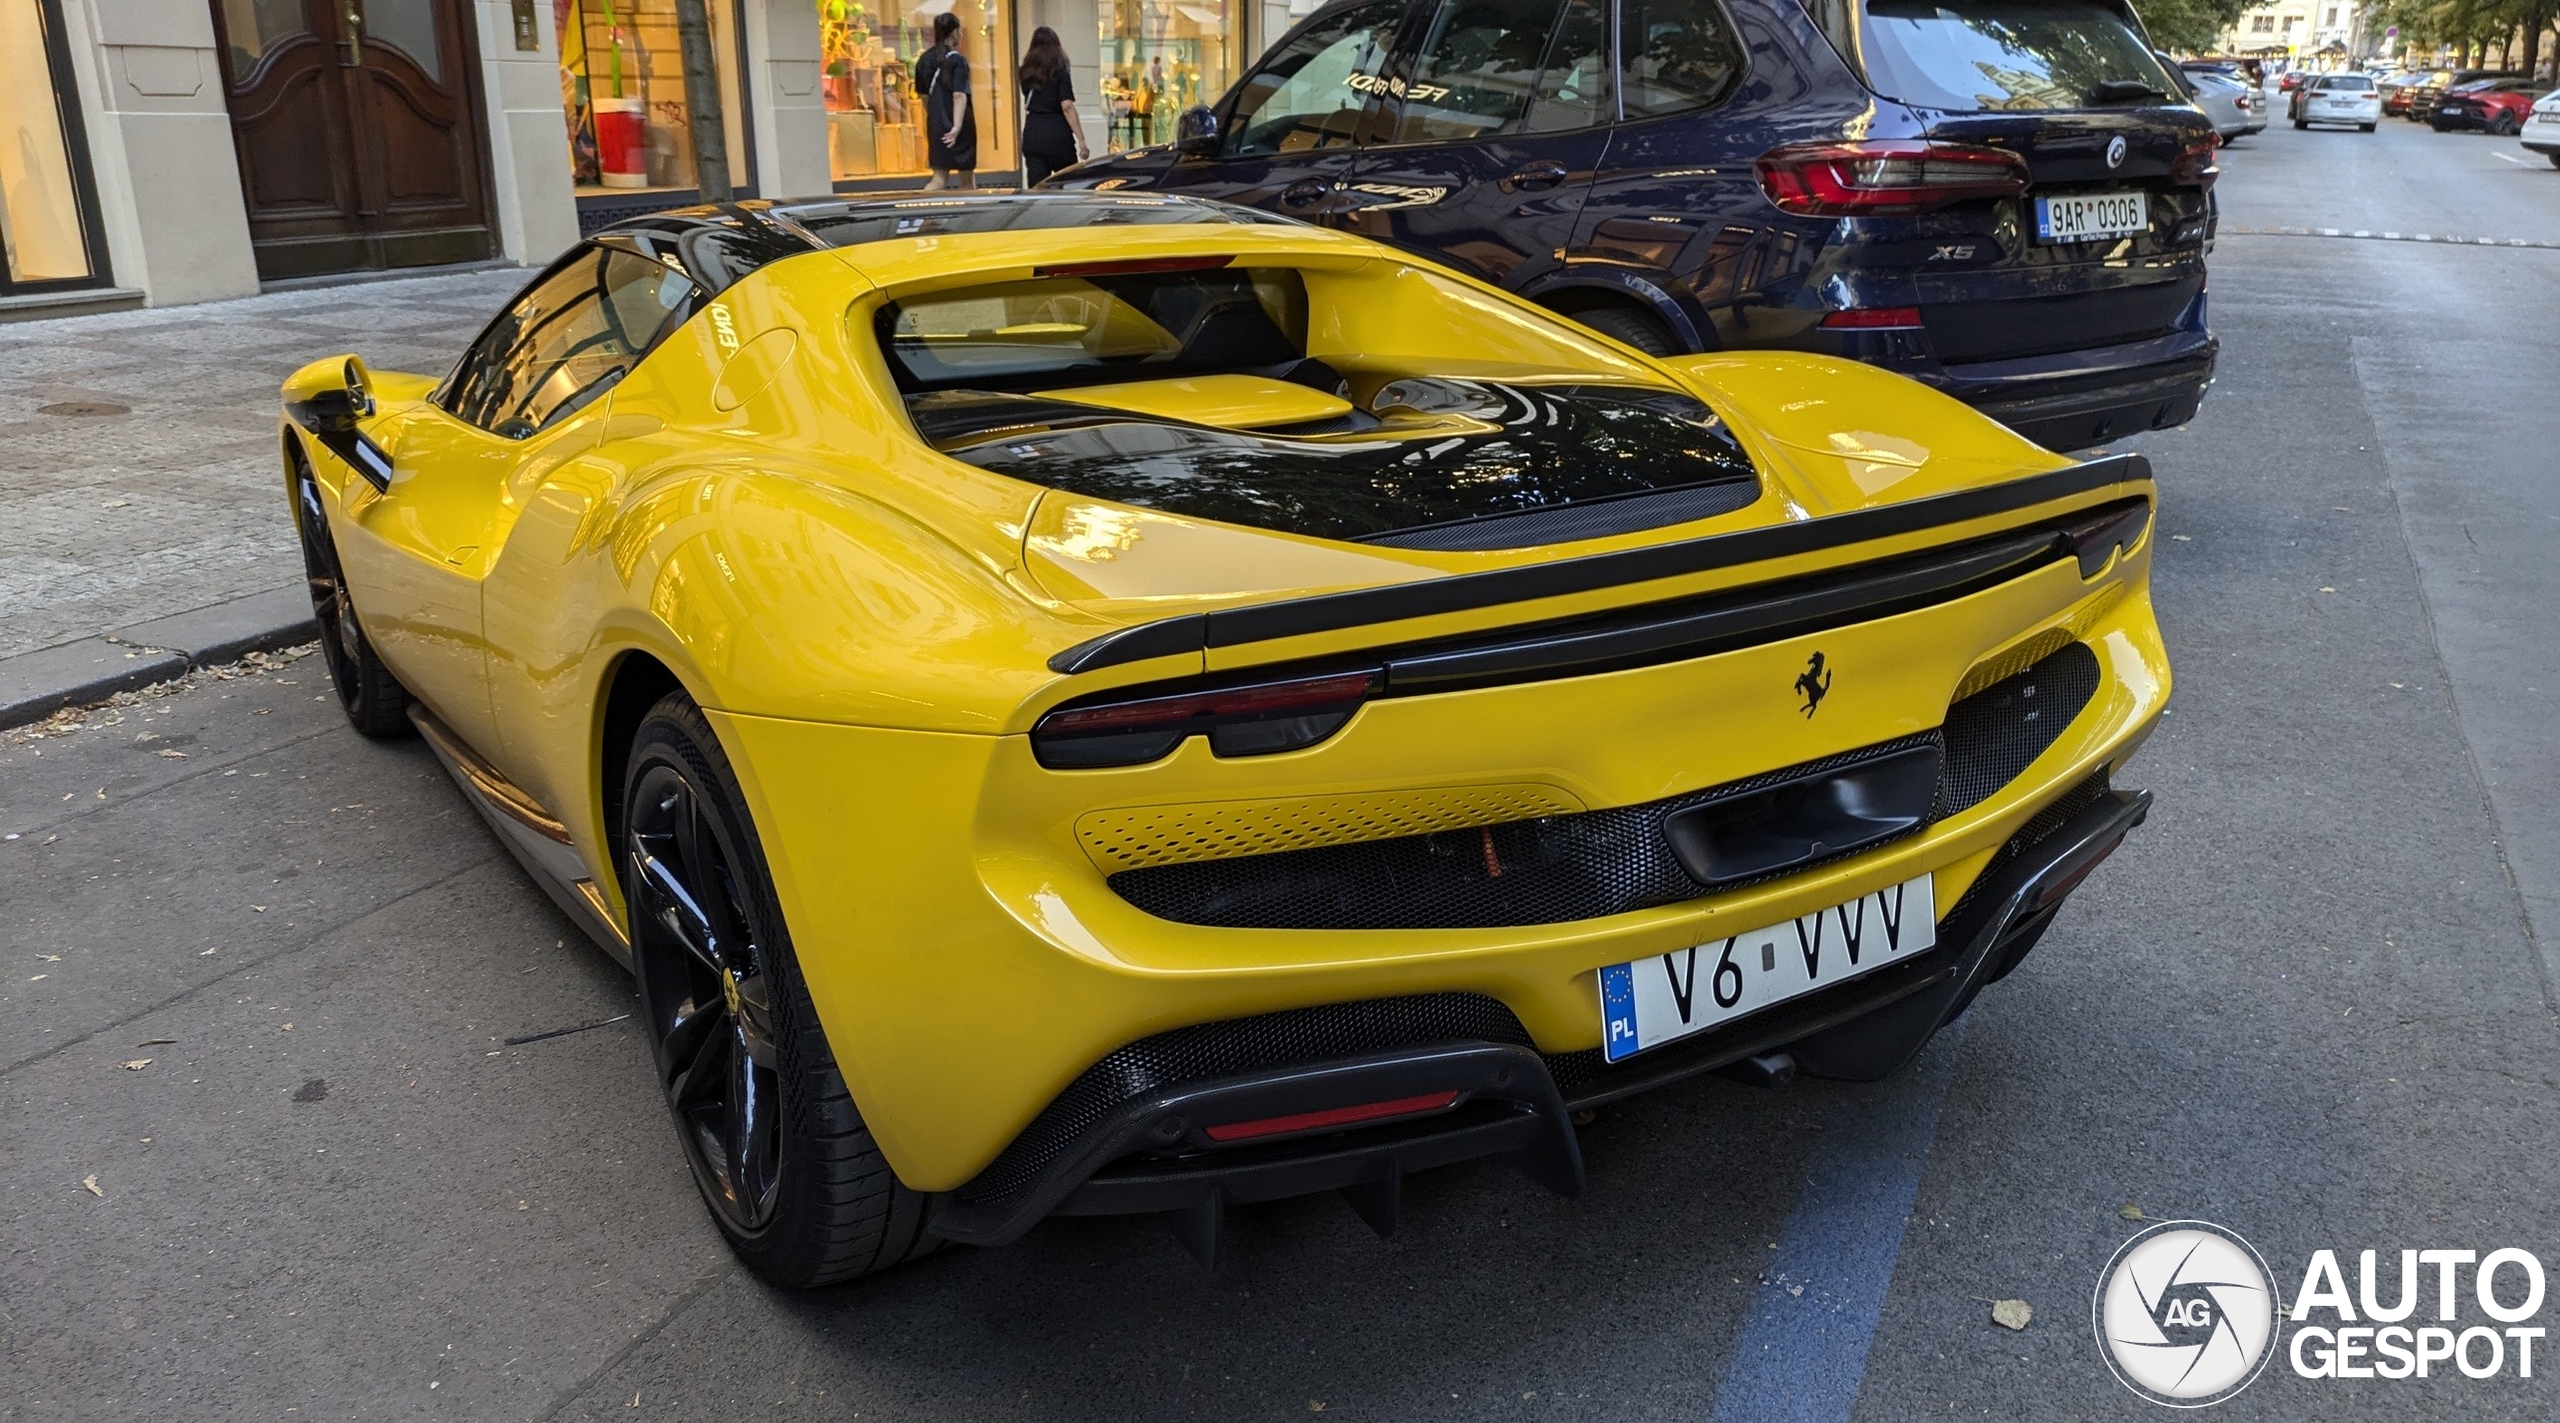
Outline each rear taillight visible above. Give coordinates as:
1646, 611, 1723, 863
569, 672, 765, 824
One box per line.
2061, 499, 2153, 576
1755, 140, 2030, 217
1031, 669, 1378, 769
2169, 134, 2221, 191
1819, 306, 1923, 330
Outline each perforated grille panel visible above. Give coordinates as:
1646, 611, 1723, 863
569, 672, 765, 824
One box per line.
1078, 785, 1586, 873
1107, 644, 2101, 931
956, 993, 1536, 1205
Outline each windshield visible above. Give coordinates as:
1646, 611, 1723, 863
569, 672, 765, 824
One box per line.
2316, 76, 2373, 91
1855, 0, 2181, 112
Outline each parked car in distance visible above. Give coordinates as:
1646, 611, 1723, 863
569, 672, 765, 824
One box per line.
2430, 77, 2547, 133
2522, 89, 2560, 164
1055, 0, 2221, 453
2405, 69, 2522, 120
2190, 69, 2269, 141
2275, 71, 2308, 93
2292, 72, 2381, 130
2383, 69, 2447, 116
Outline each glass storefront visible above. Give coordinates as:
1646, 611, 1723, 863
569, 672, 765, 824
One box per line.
1099, 0, 1238, 152
555, 0, 753, 196
1, 0, 107, 291
820, 0, 1016, 183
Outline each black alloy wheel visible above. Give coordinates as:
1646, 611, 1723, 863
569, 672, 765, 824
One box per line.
289, 440, 411, 736
628, 751, 787, 1232
2493, 112, 2521, 136
620, 692, 937, 1287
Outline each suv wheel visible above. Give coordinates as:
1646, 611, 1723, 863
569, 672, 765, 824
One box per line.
1571, 305, 1677, 357
622, 692, 938, 1288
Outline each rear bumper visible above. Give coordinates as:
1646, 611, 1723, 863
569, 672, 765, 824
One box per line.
927, 779, 2150, 1246
1933, 329, 2218, 452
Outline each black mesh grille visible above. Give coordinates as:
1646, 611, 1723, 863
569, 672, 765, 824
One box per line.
1109, 643, 2101, 931
957, 993, 1534, 1204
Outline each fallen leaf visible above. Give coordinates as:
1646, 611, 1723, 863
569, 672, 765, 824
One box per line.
155, 749, 187, 760
2319, 586, 2336, 594
81, 1175, 102, 1197
1991, 1298, 2033, 1331
121, 1059, 151, 1071
2120, 1203, 2147, 1221
37, 954, 60, 962
136, 1038, 175, 1046
1308, 1404, 1327, 1414
252, 905, 267, 913
197, 947, 217, 956
2170, 534, 2192, 542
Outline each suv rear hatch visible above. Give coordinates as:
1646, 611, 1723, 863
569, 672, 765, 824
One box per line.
1801, 0, 2214, 364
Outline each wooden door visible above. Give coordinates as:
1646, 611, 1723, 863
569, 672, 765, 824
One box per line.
210, 0, 496, 278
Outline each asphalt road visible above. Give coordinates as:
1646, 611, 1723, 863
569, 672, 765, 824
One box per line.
5, 117, 2558, 1422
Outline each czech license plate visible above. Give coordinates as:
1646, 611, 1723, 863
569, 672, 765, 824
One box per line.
1597, 874, 1936, 1063
2441, 106, 2465, 116
2035, 191, 2148, 243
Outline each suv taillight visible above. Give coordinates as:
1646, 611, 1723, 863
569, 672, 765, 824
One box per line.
2169, 133, 2221, 191
1031, 669, 1378, 769
1755, 140, 2031, 217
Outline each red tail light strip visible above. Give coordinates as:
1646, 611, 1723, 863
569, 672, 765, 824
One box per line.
1203, 1090, 1464, 1143
1819, 306, 1924, 330
1756, 140, 2031, 217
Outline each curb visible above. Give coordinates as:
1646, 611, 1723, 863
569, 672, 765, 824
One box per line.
0, 586, 316, 730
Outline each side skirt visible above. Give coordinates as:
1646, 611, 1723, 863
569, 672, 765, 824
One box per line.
408, 703, 632, 968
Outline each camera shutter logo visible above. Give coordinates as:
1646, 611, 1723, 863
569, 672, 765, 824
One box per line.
2093, 1220, 2278, 1406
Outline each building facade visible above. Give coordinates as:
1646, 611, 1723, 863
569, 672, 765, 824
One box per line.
2213, 0, 2363, 68
3, 0, 1301, 311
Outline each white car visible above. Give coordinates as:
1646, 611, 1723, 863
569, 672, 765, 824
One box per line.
2293, 73, 2382, 131
2526, 90, 2560, 166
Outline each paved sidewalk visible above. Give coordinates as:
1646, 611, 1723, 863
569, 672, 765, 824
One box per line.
0, 267, 527, 668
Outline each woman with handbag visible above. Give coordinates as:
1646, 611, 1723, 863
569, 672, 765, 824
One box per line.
915, 12, 976, 189
1016, 26, 1089, 185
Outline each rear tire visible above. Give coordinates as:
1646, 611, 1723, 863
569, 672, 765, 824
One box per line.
289, 440, 411, 738
1570, 304, 1678, 357
622, 692, 938, 1289
2549, 151, 2560, 168
2360, 123, 2376, 132
2293, 119, 2308, 129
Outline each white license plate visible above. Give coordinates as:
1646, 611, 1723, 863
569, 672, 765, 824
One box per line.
2035, 191, 2148, 243
1597, 874, 1936, 1062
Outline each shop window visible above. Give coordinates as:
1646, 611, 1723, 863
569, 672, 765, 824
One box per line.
556, 0, 752, 195
820, 0, 1015, 183
2, 0, 106, 291
1102, 0, 1239, 152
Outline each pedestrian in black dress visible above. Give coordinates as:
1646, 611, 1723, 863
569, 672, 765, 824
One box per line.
916, 12, 976, 189
1017, 26, 1089, 185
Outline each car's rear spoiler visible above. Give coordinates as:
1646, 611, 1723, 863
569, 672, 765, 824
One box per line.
1045, 453, 2152, 675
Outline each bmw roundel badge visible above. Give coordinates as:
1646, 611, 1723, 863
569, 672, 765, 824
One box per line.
2105, 135, 2128, 169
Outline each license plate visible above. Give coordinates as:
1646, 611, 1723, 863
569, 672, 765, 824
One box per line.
2441, 106, 2464, 115
2035, 191, 2148, 244
1597, 874, 1936, 1062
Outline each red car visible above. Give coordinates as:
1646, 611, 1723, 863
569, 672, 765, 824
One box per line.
2277, 71, 2309, 93
2430, 78, 2548, 134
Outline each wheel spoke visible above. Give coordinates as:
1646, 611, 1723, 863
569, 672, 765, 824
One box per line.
631, 840, 723, 974
670, 1014, 732, 1115
658, 991, 725, 1090
726, 1038, 775, 1214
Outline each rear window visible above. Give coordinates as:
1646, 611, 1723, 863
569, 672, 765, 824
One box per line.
878, 267, 1307, 393
1852, 0, 2181, 112
2317, 76, 2373, 91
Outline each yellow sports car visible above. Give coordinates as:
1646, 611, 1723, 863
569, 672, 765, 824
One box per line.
280, 193, 2166, 1286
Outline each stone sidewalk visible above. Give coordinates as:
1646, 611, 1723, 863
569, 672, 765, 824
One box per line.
0, 267, 529, 718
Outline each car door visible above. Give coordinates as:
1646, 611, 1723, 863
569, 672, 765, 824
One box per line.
339, 243, 694, 753
1335, 0, 1614, 288
1161, 0, 1410, 224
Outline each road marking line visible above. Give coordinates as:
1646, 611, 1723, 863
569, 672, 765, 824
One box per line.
2493, 151, 2530, 165
2223, 225, 2560, 250
1705, 1021, 1967, 1423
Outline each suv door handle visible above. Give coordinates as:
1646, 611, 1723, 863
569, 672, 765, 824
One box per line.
1279, 180, 1330, 208
1503, 161, 1569, 191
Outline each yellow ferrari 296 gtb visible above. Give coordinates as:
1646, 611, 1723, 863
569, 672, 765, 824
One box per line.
279, 193, 2168, 1286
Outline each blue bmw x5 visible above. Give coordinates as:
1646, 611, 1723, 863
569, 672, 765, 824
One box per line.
1053, 0, 2218, 452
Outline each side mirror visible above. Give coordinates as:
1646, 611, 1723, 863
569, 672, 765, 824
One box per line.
283, 354, 393, 490
1175, 105, 1220, 157
285, 355, 375, 435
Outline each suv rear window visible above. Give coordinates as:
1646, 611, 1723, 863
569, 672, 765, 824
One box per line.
1852, 0, 2180, 112
878, 266, 1307, 393
2316, 76, 2373, 90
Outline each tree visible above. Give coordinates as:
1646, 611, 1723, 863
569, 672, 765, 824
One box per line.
2135, 0, 2254, 54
